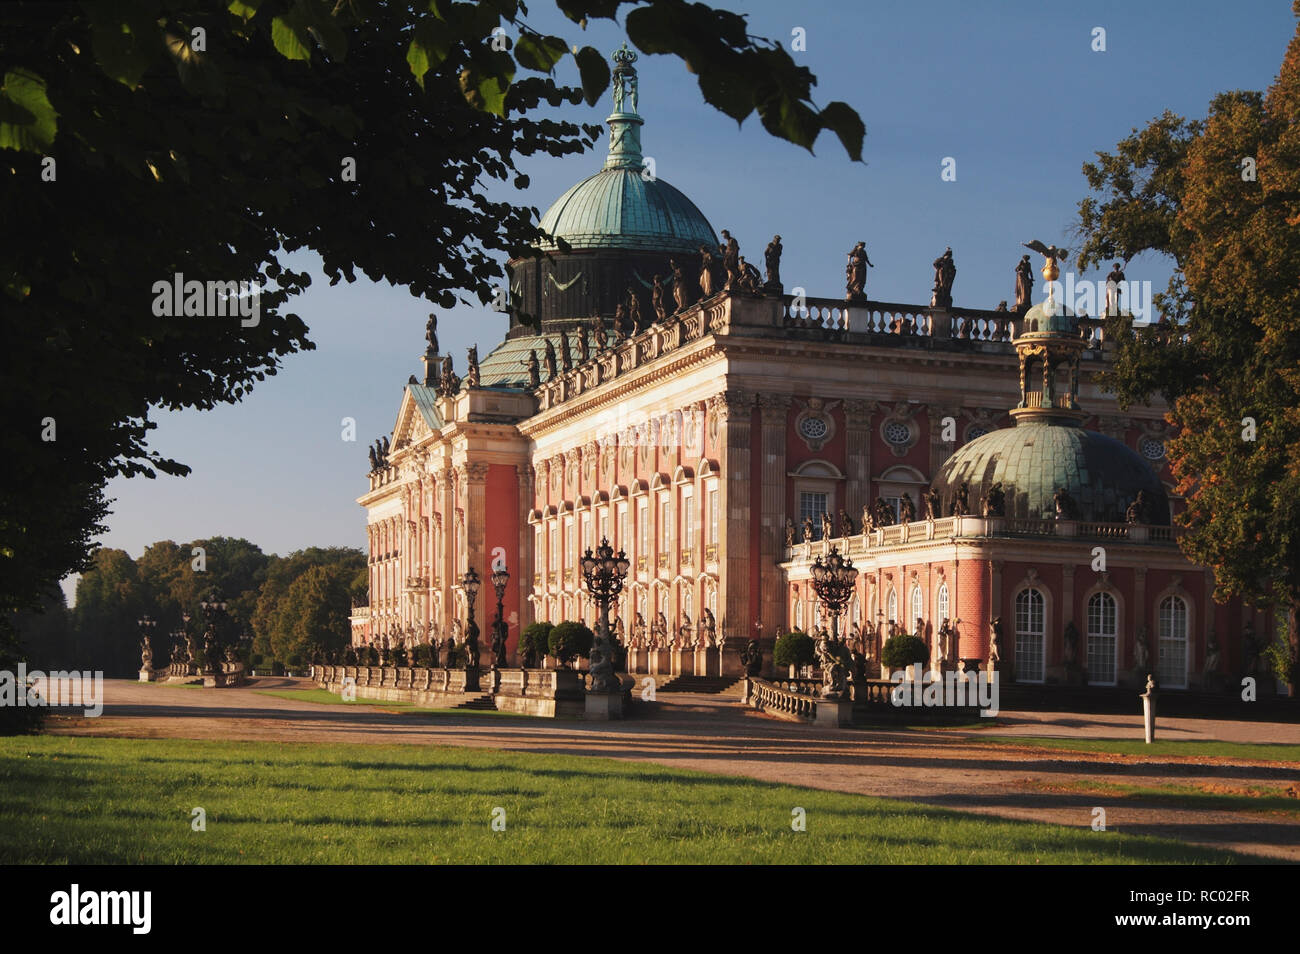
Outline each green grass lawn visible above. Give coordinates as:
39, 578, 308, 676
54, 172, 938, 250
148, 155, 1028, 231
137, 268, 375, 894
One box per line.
252, 688, 548, 717
969, 736, 1300, 763
1024, 778, 1300, 817
0, 735, 1245, 864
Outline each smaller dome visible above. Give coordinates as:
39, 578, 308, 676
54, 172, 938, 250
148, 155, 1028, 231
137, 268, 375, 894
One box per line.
930, 421, 1169, 524
1019, 301, 1079, 335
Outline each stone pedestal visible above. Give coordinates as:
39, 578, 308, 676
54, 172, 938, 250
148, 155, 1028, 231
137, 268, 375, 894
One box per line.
671, 648, 694, 676
584, 690, 625, 720
138, 668, 160, 683
693, 647, 719, 677
1063, 662, 1087, 686
464, 668, 481, 692
649, 650, 672, 676
814, 696, 853, 727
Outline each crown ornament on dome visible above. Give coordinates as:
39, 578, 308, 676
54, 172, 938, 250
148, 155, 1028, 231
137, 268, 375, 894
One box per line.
612, 42, 638, 68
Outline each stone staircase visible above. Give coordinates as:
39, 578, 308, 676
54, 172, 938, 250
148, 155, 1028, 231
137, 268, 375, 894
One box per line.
654, 675, 741, 694
453, 693, 498, 711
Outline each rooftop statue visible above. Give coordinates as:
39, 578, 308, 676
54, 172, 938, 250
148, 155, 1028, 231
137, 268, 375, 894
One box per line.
425, 313, 439, 354
845, 241, 872, 302
931, 247, 956, 310
699, 244, 717, 299
764, 235, 783, 290
720, 229, 740, 290
1014, 255, 1034, 311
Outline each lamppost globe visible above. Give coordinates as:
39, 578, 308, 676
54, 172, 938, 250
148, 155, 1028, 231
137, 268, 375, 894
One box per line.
807, 546, 858, 641
462, 567, 481, 602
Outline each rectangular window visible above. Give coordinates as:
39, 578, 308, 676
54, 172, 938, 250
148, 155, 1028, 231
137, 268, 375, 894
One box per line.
660, 497, 672, 550
599, 511, 608, 547
565, 517, 576, 570
799, 491, 829, 539
618, 505, 628, 552
682, 491, 694, 549
534, 527, 543, 573
548, 526, 557, 575
638, 501, 648, 557
583, 515, 592, 555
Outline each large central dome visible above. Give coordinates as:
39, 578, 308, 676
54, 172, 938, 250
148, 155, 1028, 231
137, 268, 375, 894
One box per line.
537, 168, 716, 253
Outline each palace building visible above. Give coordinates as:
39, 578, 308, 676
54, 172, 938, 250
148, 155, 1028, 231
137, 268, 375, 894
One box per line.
351, 48, 1274, 692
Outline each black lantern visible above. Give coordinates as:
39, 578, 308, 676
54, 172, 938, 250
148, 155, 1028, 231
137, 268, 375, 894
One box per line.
490, 563, 510, 668
808, 547, 858, 641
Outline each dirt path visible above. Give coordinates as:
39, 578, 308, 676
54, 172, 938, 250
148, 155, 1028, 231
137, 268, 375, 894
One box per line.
42, 678, 1300, 862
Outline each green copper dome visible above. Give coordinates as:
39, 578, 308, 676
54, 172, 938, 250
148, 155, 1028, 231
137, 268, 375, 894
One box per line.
537, 169, 717, 253
1020, 300, 1079, 335
535, 44, 716, 254
930, 421, 1170, 524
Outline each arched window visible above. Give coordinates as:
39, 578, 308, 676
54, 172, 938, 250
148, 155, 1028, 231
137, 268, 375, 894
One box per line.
886, 588, 898, 625
1014, 588, 1046, 683
910, 585, 924, 631
1157, 596, 1189, 689
936, 582, 950, 625
849, 595, 861, 632
813, 601, 822, 631
1086, 592, 1118, 685
794, 599, 804, 630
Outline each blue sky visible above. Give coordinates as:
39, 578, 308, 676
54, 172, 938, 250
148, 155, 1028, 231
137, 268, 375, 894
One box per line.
66, 0, 1297, 602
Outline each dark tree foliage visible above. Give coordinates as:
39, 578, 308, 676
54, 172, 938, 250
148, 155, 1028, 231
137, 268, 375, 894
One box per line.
0, 0, 863, 655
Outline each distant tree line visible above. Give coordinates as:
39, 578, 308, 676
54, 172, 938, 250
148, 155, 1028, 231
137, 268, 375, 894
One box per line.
7, 538, 365, 678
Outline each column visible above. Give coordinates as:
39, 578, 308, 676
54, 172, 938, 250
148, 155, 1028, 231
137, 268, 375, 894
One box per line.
713, 390, 754, 646
843, 400, 875, 522
757, 393, 791, 644
465, 462, 490, 626
517, 464, 535, 630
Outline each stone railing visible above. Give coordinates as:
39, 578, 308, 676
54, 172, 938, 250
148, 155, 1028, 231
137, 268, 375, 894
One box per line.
745, 677, 853, 726
313, 664, 587, 717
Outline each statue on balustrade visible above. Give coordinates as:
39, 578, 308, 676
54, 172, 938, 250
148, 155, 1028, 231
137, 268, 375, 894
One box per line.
425, 313, 440, 354
524, 349, 541, 387
670, 259, 690, 313
1053, 486, 1079, 520
820, 511, 834, 541
465, 346, 480, 388
764, 235, 783, 291
931, 247, 956, 310
874, 497, 895, 527
983, 481, 1006, 517
720, 229, 740, 289
738, 256, 762, 293
784, 518, 797, 547
861, 503, 874, 534
740, 639, 763, 677
1105, 262, 1126, 316
698, 244, 718, 299
576, 326, 590, 362
626, 284, 643, 332
652, 275, 668, 323
613, 303, 629, 341
845, 241, 872, 302
678, 612, 693, 649
899, 492, 916, 526
542, 340, 557, 379
1125, 490, 1148, 525
802, 515, 814, 543
950, 481, 970, 517
921, 485, 939, 520
558, 329, 572, 371
838, 509, 855, 538
367, 444, 378, 472
590, 312, 608, 352
437, 354, 459, 396
1014, 254, 1034, 311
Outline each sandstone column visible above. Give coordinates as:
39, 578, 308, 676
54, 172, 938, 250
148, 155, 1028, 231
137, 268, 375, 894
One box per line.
713, 390, 754, 648
758, 393, 791, 645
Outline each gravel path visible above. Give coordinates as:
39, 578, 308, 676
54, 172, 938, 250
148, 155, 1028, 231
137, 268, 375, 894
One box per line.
42, 678, 1300, 862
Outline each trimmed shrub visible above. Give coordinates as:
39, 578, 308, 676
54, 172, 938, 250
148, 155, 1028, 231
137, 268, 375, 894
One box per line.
520, 621, 554, 665
773, 631, 815, 669
411, 643, 433, 668
881, 633, 929, 669
548, 621, 594, 667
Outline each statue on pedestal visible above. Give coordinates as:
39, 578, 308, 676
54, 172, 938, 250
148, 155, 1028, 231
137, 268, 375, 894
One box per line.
576, 327, 590, 362
670, 259, 690, 313
543, 340, 557, 379
678, 612, 693, 649
558, 330, 572, 371
465, 345, 480, 388
802, 515, 814, 543
140, 635, 153, 670
931, 247, 956, 310
1063, 621, 1079, 666
784, 518, 796, 547
1204, 629, 1221, 674
492, 619, 508, 669
950, 482, 970, 517
720, 229, 740, 289
698, 244, 717, 299
874, 497, 894, 527
1125, 490, 1148, 525
464, 619, 481, 670
816, 634, 847, 698
764, 235, 783, 291
861, 503, 874, 534
652, 275, 667, 323
1133, 624, 1150, 671
899, 492, 916, 526
524, 350, 541, 387
845, 241, 872, 302
1105, 262, 1126, 316
425, 313, 439, 354
1054, 486, 1079, 520
701, 609, 717, 648
838, 509, 855, 538
983, 482, 1006, 517
1014, 255, 1034, 311
626, 285, 642, 332
740, 639, 762, 677
820, 511, 834, 541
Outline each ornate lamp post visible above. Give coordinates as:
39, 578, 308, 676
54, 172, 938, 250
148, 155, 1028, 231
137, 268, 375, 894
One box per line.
490, 562, 510, 669
809, 548, 858, 641
199, 592, 228, 673
581, 537, 631, 692
461, 567, 482, 688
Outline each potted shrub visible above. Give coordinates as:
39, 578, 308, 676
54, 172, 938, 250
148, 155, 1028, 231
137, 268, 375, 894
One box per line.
774, 631, 815, 678
520, 621, 553, 668
548, 621, 594, 669
881, 632, 929, 679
